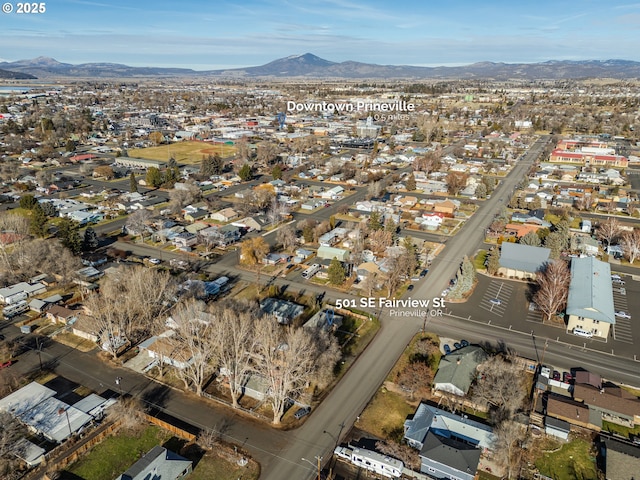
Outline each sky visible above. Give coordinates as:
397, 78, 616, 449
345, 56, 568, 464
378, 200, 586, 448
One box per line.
2, 0, 640, 70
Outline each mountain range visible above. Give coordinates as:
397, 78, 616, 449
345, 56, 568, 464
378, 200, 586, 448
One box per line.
3, 54, 640, 80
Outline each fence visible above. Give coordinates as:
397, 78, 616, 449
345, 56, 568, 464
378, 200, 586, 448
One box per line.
143, 413, 195, 442
23, 420, 120, 480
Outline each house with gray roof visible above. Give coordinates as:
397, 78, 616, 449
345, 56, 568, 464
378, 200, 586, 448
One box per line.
433, 345, 488, 397
419, 431, 481, 480
498, 243, 550, 279
566, 256, 615, 339
404, 402, 495, 452
115, 446, 192, 480
259, 297, 304, 325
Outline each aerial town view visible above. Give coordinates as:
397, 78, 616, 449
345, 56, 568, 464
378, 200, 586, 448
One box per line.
2, 1, 640, 480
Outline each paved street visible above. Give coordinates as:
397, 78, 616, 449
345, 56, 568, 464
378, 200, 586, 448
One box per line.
7, 136, 640, 480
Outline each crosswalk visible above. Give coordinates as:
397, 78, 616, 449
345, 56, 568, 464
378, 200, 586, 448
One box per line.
479, 281, 513, 317
612, 286, 633, 344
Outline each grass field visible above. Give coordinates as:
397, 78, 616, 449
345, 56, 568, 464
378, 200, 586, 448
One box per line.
358, 387, 415, 441
128, 141, 236, 165
535, 439, 598, 480
66, 425, 172, 480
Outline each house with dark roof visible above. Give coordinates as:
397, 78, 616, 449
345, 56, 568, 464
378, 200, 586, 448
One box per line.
498, 242, 550, 279
419, 431, 481, 480
545, 393, 601, 431
433, 345, 488, 397
566, 256, 615, 339
573, 383, 640, 427
602, 437, 640, 480
115, 446, 192, 480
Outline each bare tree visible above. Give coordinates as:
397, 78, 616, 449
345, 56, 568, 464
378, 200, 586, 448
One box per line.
375, 440, 421, 470
210, 304, 259, 408
620, 229, 640, 264
85, 267, 175, 358
533, 260, 571, 322
493, 420, 527, 480
471, 355, 526, 422
362, 272, 378, 297
367, 229, 393, 253
106, 396, 145, 431
165, 300, 219, 395
126, 209, 153, 241
445, 172, 468, 196
0, 212, 30, 272
398, 361, 433, 400
596, 217, 621, 248
240, 237, 270, 285
0, 412, 26, 478
168, 184, 201, 213
253, 320, 340, 425
276, 224, 297, 251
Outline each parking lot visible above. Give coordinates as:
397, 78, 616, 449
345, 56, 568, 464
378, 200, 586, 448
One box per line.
479, 281, 514, 317
449, 271, 640, 357
612, 277, 633, 344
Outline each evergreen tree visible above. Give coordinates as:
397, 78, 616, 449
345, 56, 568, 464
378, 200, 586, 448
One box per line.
29, 203, 48, 237
327, 258, 346, 285
272, 165, 283, 180
41, 201, 57, 217
238, 163, 253, 181
368, 210, 383, 231
19, 194, 38, 210
83, 226, 99, 251
58, 218, 82, 255
519, 230, 541, 246
406, 174, 416, 191
146, 167, 163, 187
129, 172, 138, 193
486, 248, 501, 275
448, 255, 476, 299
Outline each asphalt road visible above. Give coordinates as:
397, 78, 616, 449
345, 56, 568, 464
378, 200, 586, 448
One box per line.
12, 136, 640, 479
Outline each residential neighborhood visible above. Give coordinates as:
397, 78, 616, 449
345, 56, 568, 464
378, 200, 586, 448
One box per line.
3, 15, 640, 480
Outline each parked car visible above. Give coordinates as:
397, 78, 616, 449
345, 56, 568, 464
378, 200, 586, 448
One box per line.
148, 258, 161, 265
294, 406, 311, 420
407, 285, 414, 291
0, 360, 12, 369
540, 366, 551, 378
553, 370, 561, 381
453, 342, 462, 349
443, 344, 451, 355
572, 328, 593, 338
562, 372, 573, 384
460, 339, 469, 347
615, 311, 631, 319
489, 298, 502, 306
420, 269, 429, 278
611, 274, 622, 280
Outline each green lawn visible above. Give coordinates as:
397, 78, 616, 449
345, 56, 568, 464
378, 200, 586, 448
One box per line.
601, 420, 640, 439
474, 250, 488, 270
535, 439, 598, 480
65, 425, 172, 480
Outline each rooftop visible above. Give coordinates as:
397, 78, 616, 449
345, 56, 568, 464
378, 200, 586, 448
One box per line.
566, 256, 615, 324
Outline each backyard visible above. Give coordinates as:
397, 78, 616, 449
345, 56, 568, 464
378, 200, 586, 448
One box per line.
535, 438, 598, 480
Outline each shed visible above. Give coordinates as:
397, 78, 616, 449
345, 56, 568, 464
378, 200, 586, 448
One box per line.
545, 416, 571, 440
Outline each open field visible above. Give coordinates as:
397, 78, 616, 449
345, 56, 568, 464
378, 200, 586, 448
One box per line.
128, 141, 236, 165
535, 438, 598, 480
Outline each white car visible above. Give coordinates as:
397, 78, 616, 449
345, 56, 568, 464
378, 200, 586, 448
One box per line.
148, 258, 161, 265
489, 298, 502, 306
611, 274, 622, 280
615, 311, 631, 319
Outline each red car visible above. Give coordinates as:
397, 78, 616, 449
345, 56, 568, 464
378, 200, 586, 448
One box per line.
562, 372, 573, 384
553, 370, 561, 381
0, 360, 13, 369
